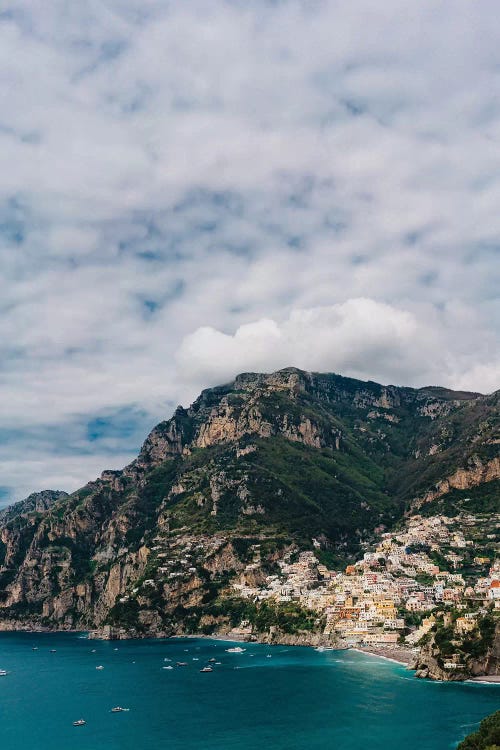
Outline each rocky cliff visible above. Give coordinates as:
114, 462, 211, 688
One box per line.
414, 618, 500, 681
0, 368, 497, 645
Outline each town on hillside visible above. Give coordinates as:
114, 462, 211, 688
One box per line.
228, 511, 499, 665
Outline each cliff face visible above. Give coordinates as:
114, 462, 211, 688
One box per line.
0, 368, 497, 644
0, 490, 68, 525
414, 620, 500, 681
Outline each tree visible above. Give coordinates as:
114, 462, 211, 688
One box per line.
458, 711, 500, 750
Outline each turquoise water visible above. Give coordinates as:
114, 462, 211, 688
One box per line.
0, 633, 498, 750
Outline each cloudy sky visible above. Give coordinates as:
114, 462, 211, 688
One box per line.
1, 1, 499, 502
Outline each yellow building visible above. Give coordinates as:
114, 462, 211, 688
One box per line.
375, 600, 397, 619
455, 617, 476, 635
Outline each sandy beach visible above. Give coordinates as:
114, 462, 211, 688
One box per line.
352, 645, 416, 666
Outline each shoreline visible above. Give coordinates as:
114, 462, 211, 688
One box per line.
4, 625, 499, 685
351, 646, 415, 667
466, 676, 500, 685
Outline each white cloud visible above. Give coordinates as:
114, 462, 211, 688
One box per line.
176, 299, 420, 386
0, 0, 498, 502
176, 298, 500, 393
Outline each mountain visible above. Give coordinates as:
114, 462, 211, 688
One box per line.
0, 490, 68, 526
0, 368, 498, 637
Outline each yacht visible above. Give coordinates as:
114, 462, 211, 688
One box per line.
0, 669, 8, 676
176, 661, 188, 667
96, 665, 104, 670
225, 646, 246, 653
200, 666, 213, 673
111, 707, 129, 712
162, 665, 174, 670
73, 719, 86, 727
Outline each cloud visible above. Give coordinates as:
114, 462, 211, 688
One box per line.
176, 299, 500, 392
0, 0, 499, 502
176, 299, 419, 385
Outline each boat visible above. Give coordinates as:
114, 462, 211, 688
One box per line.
208, 658, 216, 663
0, 669, 8, 676
96, 665, 104, 670
32, 647, 38, 651
176, 662, 188, 667
111, 706, 129, 712
50, 649, 57, 653
162, 665, 174, 670
73, 719, 86, 727
225, 647, 246, 653
200, 666, 213, 673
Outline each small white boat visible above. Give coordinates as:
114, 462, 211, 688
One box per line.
96, 665, 104, 670
200, 666, 213, 673
162, 665, 174, 670
176, 662, 188, 667
73, 719, 86, 727
111, 706, 129, 713
225, 647, 246, 653
0, 669, 8, 676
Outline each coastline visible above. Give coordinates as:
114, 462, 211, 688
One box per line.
351, 646, 415, 667
4, 625, 500, 684
175, 633, 414, 666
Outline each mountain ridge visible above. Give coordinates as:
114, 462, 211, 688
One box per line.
0, 367, 497, 642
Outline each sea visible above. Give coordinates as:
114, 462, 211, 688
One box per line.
0, 633, 498, 750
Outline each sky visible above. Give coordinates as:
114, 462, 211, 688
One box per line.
1, 0, 499, 503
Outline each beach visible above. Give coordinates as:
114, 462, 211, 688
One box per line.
352, 645, 416, 666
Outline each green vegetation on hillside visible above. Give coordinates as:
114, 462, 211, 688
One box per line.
420, 480, 500, 517
458, 710, 500, 750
